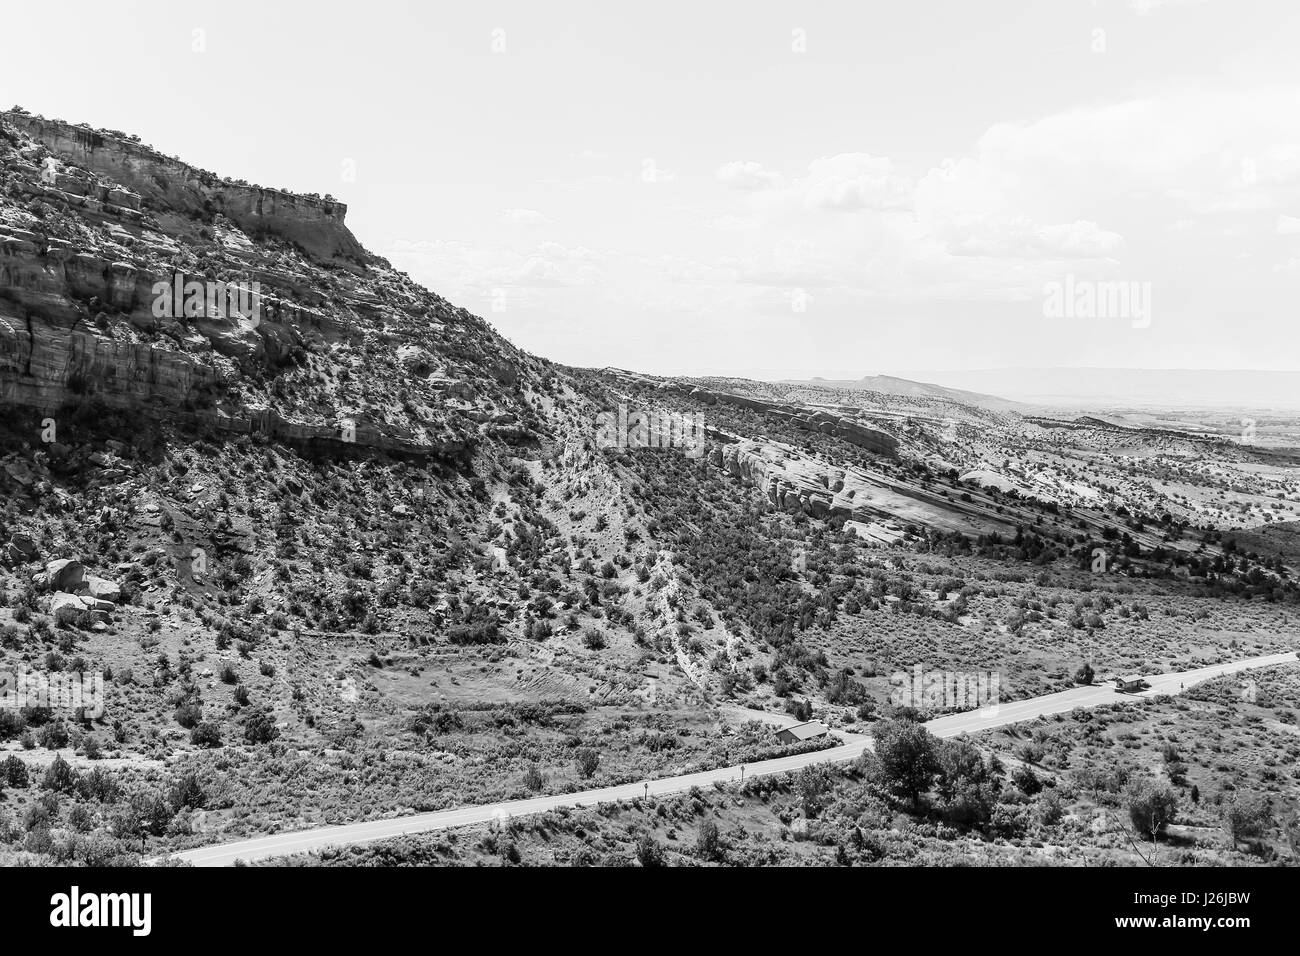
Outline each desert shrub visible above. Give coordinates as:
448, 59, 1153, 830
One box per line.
243, 708, 279, 745
1011, 763, 1043, 796
190, 722, 222, 748
1125, 777, 1178, 839
174, 702, 203, 729
168, 771, 206, 811
37, 720, 70, 750
575, 748, 600, 779
695, 818, 723, 861
1, 755, 29, 788
635, 833, 666, 867
1221, 792, 1273, 847
41, 755, 78, 794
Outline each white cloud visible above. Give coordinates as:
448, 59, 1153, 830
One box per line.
800, 154, 911, 212
1130, 0, 1209, 14
941, 217, 1125, 259
639, 158, 676, 183
500, 208, 551, 226
715, 160, 782, 190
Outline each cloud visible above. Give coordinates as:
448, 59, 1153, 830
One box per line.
639, 158, 676, 183
941, 218, 1125, 259
715, 160, 782, 191
385, 238, 600, 293
800, 154, 911, 212
500, 208, 550, 226
1130, 0, 1208, 14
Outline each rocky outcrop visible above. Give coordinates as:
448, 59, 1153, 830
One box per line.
3, 532, 37, 565
0, 112, 475, 461
40, 559, 120, 618
706, 437, 1017, 538
681, 386, 898, 457
2, 113, 364, 262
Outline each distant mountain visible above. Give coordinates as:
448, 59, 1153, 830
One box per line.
887, 368, 1300, 411
780, 374, 1023, 411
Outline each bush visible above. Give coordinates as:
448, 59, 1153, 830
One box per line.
2, 755, 29, 788
41, 755, 78, 794
695, 819, 722, 861
575, 748, 600, 779
37, 720, 70, 750
1125, 777, 1178, 839
635, 833, 666, 867
1011, 763, 1043, 796
1222, 792, 1272, 848
242, 708, 279, 745
174, 702, 203, 729
168, 772, 206, 811
190, 722, 222, 748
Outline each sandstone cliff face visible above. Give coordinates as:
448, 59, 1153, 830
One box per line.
677, 385, 899, 457
704, 437, 1017, 537
4, 114, 363, 262
0, 110, 535, 460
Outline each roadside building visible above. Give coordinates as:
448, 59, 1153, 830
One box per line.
776, 720, 829, 745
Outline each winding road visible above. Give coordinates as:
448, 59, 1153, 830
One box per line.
166, 650, 1296, 866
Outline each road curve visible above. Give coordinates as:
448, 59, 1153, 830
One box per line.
166, 650, 1296, 866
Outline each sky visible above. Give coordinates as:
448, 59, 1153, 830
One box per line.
4, 0, 1300, 380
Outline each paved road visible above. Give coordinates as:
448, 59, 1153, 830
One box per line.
167, 650, 1296, 866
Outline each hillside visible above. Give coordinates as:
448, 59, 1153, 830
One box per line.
0, 108, 1298, 868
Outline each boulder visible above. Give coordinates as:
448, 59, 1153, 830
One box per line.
8, 532, 37, 560
44, 558, 87, 592
50, 591, 94, 614
83, 575, 122, 603
50, 591, 109, 619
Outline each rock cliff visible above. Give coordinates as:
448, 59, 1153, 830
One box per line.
0, 109, 536, 460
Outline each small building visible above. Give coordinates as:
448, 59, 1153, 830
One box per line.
1114, 674, 1144, 693
776, 720, 829, 745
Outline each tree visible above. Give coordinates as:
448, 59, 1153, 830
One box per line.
243, 708, 279, 745
1011, 763, 1043, 797
873, 718, 939, 809
1221, 792, 1272, 848
190, 722, 222, 747
1125, 777, 1178, 839
635, 833, 666, 867
574, 748, 600, 779
41, 755, 78, 794
695, 819, 722, 861
935, 738, 998, 826
522, 764, 545, 792
1074, 662, 1095, 685
794, 764, 833, 817
1, 755, 28, 788
168, 771, 207, 811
